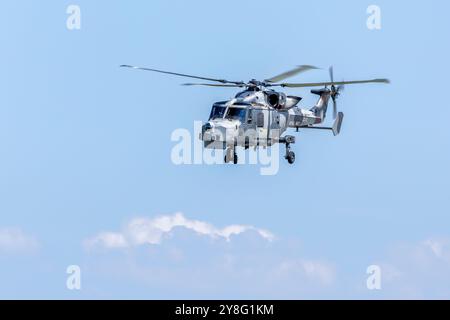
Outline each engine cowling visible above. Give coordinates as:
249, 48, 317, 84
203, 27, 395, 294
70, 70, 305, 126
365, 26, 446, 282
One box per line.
266, 92, 287, 109
285, 95, 302, 109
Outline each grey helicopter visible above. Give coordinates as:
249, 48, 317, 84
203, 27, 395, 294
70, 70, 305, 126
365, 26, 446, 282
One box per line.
121, 64, 389, 164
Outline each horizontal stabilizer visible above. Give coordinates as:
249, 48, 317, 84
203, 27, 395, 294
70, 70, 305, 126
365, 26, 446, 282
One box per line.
300, 112, 344, 136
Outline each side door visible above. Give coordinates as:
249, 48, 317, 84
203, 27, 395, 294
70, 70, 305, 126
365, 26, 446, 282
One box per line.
269, 110, 283, 145
254, 109, 269, 145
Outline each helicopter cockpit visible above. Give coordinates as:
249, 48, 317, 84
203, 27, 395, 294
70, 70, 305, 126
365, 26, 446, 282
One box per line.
209, 103, 248, 122
225, 107, 247, 122
209, 103, 227, 120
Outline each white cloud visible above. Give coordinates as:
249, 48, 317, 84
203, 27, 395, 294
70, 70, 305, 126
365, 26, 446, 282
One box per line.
422, 238, 450, 262
368, 237, 450, 299
82, 214, 335, 298
276, 259, 335, 286
87, 232, 128, 249
84, 212, 274, 249
0, 228, 39, 254
82, 213, 339, 297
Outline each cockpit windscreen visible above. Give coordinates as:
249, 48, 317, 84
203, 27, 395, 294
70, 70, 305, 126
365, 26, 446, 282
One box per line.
226, 107, 247, 122
209, 106, 226, 120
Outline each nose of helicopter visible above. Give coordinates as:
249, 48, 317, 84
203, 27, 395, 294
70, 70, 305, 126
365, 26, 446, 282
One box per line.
201, 120, 240, 145
201, 121, 218, 142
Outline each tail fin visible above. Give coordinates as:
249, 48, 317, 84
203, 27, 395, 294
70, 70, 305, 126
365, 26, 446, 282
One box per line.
332, 112, 344, 136
310, 89, 331, 122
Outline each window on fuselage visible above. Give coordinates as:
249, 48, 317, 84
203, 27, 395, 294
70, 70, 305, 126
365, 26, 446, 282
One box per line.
256, 112, 264, 127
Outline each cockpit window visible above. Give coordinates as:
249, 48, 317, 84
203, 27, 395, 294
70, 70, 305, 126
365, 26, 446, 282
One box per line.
209, 106, 226, 120
226, 107, 247, 122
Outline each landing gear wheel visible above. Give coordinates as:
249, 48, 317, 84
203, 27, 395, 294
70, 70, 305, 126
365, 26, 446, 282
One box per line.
286, 151, 296, 164
284, 137, 296, 165
233, 154, 238, 165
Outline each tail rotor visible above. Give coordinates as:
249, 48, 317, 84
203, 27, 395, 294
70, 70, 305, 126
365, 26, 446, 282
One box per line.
328, 66, 344, 119
326, 66, 345, 136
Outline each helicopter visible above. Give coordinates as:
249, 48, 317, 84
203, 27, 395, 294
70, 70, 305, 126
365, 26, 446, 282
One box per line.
121, 64, 389, 165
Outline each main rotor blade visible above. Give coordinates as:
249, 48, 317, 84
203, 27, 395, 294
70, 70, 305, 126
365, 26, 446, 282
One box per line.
182, 83, 244, 88
264, 65, 319, 83
278, 78, 390, 88
120, 65, 244, 85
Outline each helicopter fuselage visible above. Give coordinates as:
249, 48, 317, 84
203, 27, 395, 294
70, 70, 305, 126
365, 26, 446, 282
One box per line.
200, 88, 321, 150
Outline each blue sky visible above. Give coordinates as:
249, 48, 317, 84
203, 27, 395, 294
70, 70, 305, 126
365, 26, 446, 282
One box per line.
1, 0, 450, 299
